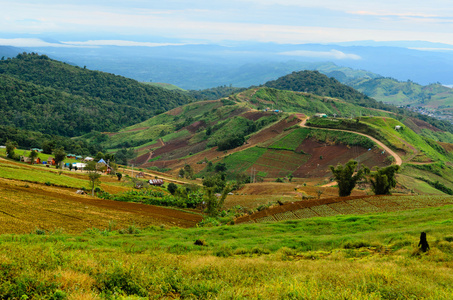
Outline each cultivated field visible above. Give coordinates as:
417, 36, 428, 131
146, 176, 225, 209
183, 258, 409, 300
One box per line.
0, 158, 202, 233
236, 194, 453, 224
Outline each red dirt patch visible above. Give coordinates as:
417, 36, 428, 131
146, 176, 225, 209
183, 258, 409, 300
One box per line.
185, 120, 206, 133
241, 111, 273, 121
0, 177, 202, 234
409, 117, 442, 132
166, 106, 183, 116
293, 139, 388, 178
439, 142, 453, 153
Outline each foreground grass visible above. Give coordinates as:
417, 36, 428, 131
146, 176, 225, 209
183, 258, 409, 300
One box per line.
1, 204, 453, 299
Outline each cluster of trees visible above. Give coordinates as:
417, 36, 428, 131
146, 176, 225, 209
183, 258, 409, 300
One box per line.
330, 160, 400, 197
264, 71, 371, 104
0, 53, 194, 136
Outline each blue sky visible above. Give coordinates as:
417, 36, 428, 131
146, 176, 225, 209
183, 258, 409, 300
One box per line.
1, 0, 453, 46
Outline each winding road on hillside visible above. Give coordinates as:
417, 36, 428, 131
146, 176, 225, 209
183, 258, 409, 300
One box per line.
299, 116, 403, 166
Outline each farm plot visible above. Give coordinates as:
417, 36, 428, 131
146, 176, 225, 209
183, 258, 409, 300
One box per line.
293, 208, 319, 219
223, 147, 267, 173
253, 149, 310, 178
269, 128, 310, 151
235, 195, 453, 224
391, 197, 427, 209
274, 211, 297, 221
346, 198, 382, 214
413, 195, 453, 206
256, 215, 277, 223
0, 177, 202, 234
366, 197, 405, 211
310, 205, 338, 217
327, 201, 363, 215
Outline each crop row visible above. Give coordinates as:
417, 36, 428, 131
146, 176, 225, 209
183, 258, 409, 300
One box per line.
274, 211, 297, 221
310, 205, 338, 217
255, 215, 276, 223
293, 208, 318, 219
246, 195, 453, 224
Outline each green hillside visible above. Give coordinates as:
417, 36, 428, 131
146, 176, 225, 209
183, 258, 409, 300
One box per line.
0, 53, 193, 136
349, 77, 453, 110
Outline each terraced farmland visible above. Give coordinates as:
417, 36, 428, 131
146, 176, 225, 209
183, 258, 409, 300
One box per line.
235, 195, 453, 224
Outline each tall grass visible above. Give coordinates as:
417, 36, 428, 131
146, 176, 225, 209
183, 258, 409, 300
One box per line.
0, 204, 453, 298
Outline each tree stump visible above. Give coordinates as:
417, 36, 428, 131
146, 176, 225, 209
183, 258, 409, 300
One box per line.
418, 232, 430, 252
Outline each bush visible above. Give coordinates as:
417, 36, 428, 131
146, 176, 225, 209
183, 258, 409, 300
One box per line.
217, 134, 245, 151
167, 182, 178, 195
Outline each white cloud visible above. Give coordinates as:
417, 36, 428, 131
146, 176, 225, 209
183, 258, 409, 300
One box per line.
0, 38, 76, 47
279, 49, 362, 60
61, 40, 188, 47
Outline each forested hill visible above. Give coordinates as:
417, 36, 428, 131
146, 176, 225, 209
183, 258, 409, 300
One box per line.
264, 70, 373, 106
0, 53, 193, 136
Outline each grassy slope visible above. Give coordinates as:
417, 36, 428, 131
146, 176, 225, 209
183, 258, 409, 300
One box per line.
0, 203, 452, 298
351, 78, 453, 110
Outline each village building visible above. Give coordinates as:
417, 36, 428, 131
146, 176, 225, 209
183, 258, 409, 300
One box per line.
47, 157, 56, 165
314, 113, 327, 118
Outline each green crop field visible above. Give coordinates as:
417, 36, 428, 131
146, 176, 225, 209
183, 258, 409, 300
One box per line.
269, 127, 310, 151
222, 147, 267, 173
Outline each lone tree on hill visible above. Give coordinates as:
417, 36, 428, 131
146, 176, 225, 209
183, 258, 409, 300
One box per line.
330, 160, 365, 197
28, 150, 38, 164
369, 165, 400, 195
5, 140, 18, 160
85, 161, 101, 196
53, 147, 66, 169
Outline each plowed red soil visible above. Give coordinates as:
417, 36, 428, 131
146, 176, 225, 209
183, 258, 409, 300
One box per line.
0, 177, 202, 234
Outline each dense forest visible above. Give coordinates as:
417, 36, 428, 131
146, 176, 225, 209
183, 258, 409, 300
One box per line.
0, 53, 194, 136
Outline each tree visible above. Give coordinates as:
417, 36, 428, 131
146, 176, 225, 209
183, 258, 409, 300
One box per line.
369, 165, 400, 195
5, 140, 18, 160
330, 160, 364, 197
53, 147, 66, 169
204, 184, 231, 217
85, 161, 101, 196
167, 182, 178, 195
42, 140, 56, 154
214, 162, 227, 173
28, 150, 38, 164
183, 164, 194, 179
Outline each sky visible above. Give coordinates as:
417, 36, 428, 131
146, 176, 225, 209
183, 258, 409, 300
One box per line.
1, 0, 453, 47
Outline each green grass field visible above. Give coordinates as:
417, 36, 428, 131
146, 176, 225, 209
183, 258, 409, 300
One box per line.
269, 128, 310, 151
0, 203, 452, 299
